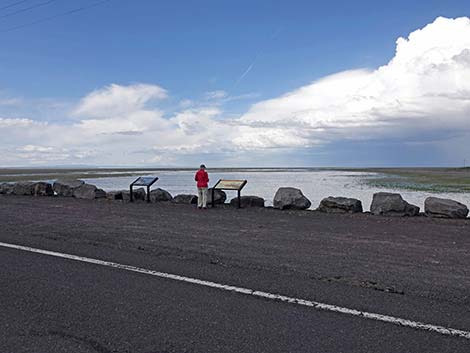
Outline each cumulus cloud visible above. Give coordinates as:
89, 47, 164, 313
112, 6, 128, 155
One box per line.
0, 117, 39, 128
73, 83, 167, 118
1, 17, 470, 166
76, 110, 169, 135
18, 145, 54, 153
0, 85, 229, 165
237, 16, 470, 147
172, 107, 221, 135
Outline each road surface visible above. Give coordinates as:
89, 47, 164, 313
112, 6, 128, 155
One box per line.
0, 195, 469, 352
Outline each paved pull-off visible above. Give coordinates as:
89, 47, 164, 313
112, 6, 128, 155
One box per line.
1, 241, 470, 341
1, 195, 470, 352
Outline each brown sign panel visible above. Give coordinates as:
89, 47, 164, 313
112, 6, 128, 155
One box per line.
214, 179, 247, 190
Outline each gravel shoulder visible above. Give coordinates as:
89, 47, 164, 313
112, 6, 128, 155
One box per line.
1, 195, 469, 305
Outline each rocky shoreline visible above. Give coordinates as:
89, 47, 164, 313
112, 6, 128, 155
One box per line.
0, 179, 469, 219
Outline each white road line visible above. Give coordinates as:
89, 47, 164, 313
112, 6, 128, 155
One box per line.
1, 241, 469, 340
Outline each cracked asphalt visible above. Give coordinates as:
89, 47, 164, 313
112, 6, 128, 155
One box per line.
0, 195, 470, 352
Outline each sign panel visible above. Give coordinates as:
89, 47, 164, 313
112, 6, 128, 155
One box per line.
132, 176, 158, 186
214, 179, 247, 190
130, 176, 159, 202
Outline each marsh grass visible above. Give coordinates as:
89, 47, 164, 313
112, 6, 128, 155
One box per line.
351, 167, 470, 193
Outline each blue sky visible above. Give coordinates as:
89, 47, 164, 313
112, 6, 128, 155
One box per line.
1, 0, 470, 167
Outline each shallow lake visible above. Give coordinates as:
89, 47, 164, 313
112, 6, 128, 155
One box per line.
82, 169, 470, 210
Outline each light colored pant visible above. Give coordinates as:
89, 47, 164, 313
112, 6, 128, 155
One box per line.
197, 187, 208, 208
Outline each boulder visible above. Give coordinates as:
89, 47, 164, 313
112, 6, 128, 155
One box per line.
425, 197, 469, 219
106, 191, 124, 201
122, 188, 146, 202
173, 194, 198, 204
230, 195, 265, 208
32, 182, 54, 196
318, 196, 363, 214
208, 188, 227, 205
53, 179, 85, 197
12, 182, 35, 196
370, 192, 420, 217
0, 183, 14, 195
273, 187, 311, 210
150, 188, 173, 202
72, 183, 106, 200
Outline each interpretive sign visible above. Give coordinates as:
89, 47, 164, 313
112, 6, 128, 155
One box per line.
132, 176, 159, 186
214, 179, 247, 190
130, 176, 159, 202
212, 179, 247, 208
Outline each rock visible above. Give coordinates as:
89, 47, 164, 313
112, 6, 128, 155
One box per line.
72, 183, 107, 200
318, 196, 363, 213
0, 183, 14, 195
150, 188, 173, 202
230, 195, 265, 208
173, 194, 198, 204
370, 192, 420, 217
122, 188, 146, 202
208, 188, 227, 205
53, 179, 85, 197
273, 187, 311, 210
12, 182, 35, 196
106, 191, 124, 201
425, 197, 469, 219
32, 182, 54, 196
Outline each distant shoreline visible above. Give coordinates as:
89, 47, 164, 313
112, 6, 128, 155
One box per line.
1, 167, 469, 193
0, 167, 336, 183
348, 167, 470, 193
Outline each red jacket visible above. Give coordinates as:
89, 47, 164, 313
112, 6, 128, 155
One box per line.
195, 169, 209, 188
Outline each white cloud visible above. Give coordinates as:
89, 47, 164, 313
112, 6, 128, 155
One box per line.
172, 107, 221, 135
73, 83, 167, 118
0, 117, 39, 128
76, 110, 169, 135
1, 17, 470, 166
18, 145, 54, 153
238, 16, 470, 147
233, 126, 315, 149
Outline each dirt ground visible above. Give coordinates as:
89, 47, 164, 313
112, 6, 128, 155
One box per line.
1, 194, 469, 305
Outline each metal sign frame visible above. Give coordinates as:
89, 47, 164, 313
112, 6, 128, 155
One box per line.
130, 176, 159, 202
211, 179, 247, 208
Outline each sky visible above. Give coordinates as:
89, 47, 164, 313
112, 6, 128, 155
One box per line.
0, 0, 469, 167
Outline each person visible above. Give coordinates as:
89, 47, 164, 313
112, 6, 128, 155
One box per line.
194, 164, 209, 209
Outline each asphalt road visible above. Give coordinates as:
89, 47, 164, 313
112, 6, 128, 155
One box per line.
1, 195, 470, 352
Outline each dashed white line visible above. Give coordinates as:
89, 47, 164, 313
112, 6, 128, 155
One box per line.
1, 241, 469, 340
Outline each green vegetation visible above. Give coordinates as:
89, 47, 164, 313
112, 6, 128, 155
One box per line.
349, 168, 470, 193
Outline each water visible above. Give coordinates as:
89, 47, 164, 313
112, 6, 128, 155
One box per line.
81, 170, 470, 210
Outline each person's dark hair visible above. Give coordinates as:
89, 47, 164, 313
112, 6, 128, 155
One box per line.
200, 164, 206, 169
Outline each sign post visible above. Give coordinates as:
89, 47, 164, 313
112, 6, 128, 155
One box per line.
212, 179, 247, 208
130, 176, 159, 202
